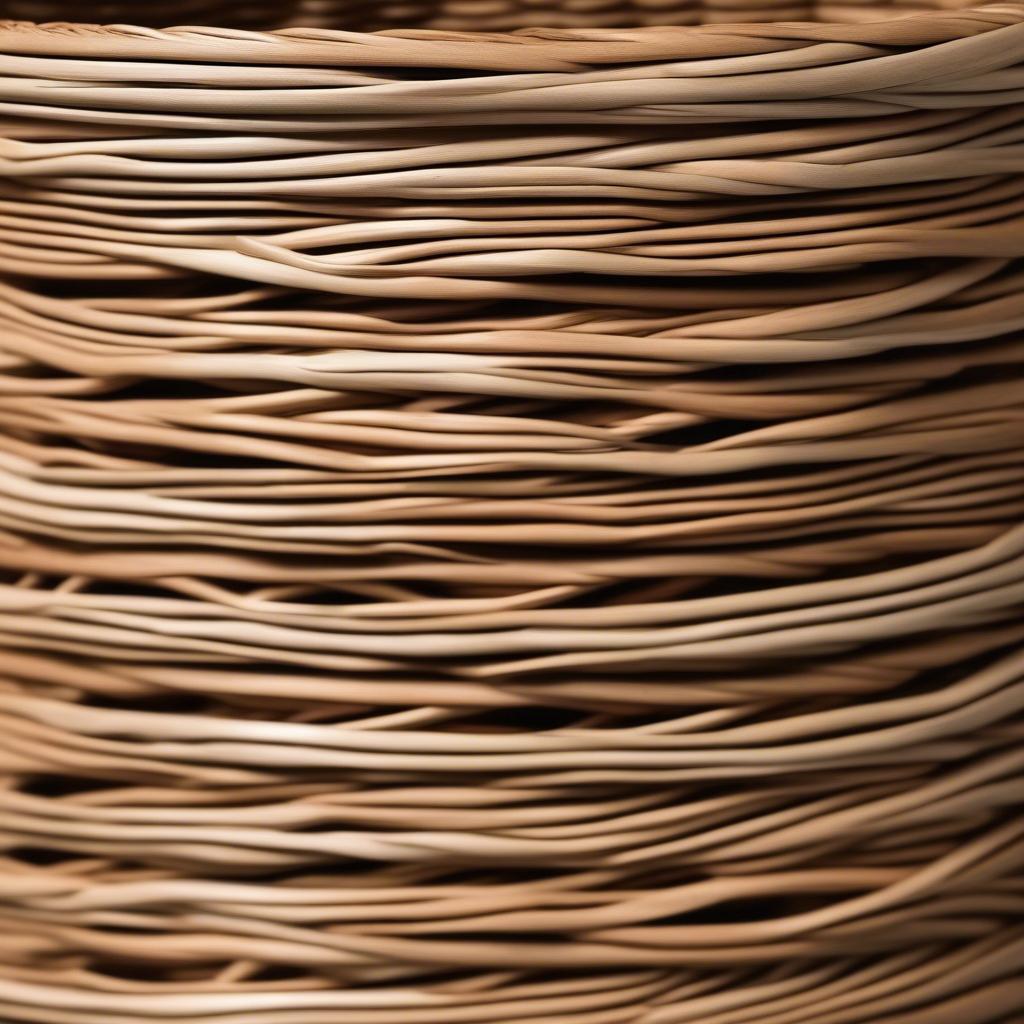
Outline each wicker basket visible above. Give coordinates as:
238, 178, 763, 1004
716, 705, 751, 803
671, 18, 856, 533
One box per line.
0, 1, 1022, 1021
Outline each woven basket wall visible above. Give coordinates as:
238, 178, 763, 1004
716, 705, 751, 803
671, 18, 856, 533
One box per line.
0, 1, 1023, 1021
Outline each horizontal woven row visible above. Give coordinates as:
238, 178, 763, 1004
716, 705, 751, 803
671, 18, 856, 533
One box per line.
0, 4, 1023, 1023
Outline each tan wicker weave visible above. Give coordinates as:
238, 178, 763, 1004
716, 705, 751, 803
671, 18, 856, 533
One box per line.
0, 1, 1022, 1021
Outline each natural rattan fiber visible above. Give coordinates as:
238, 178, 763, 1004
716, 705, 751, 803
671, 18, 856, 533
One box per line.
0, 1, 1022, 1021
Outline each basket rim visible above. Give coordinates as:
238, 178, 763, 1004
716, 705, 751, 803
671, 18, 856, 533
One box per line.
0, 4, 1021, 70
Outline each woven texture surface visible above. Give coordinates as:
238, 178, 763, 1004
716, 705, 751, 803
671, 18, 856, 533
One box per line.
0, 3, 1023, 1022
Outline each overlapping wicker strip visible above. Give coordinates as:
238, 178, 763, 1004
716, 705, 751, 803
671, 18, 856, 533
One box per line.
0, 2, 1022, 1021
